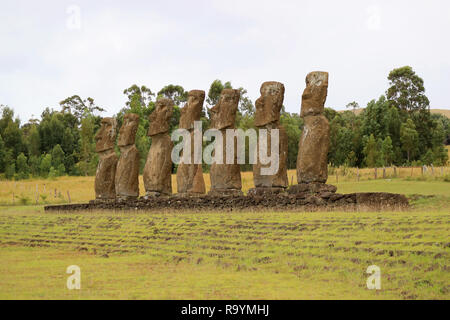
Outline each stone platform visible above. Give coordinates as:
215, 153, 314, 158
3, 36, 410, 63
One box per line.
44, 192, 409, 212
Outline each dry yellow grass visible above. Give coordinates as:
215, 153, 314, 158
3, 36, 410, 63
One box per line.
339, 108, 450, 118
0, 166, 449, 206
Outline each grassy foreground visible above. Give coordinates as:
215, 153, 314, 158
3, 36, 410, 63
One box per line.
0, 208, 448, 299
0, 173, 449, 299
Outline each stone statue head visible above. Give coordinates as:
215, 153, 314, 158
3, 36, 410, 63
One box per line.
117, 113, 139, 147
210, 88, 240, 130
300, 71, 329, 117
255, 81, 285, 127
148, 97, 174, 136
95, 117, 117, 152
179, 90, 205, 130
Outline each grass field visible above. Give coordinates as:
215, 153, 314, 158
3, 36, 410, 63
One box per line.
0, 170, 449, 300
1, 167, 450, 206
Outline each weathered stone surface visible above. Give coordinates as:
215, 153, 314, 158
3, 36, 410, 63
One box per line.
253, 124, 288, 188
179, 90, 205, 130
94, 118, 118, 200
45, 192, 409, 212
177, 133, 206, 195
207, 188, 244, 197
208, 89, 242, 195
148, 98, 173, 136
115, 145, 140, 200
209, 129, 242, 194
247, 187, 287, 196
117, 113, 139, 147
116, 114, 140, 199
288, 182, 337, 195
209, 89, 240, 130
356, 192, 409, 208
143, 134, 173, 196
144, 98, 174, 196
254, 81, 285, 127
300, 71, 329, 117
95, 151, 118, 200
176, 91, 206, 195
95, 117, 117, 152
297, 115, 330, 183
253, 81, 288, 190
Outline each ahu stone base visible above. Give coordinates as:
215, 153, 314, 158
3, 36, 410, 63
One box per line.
45, 192, 409, 212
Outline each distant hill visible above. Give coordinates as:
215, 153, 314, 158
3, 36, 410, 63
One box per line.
338, 108, 450, 118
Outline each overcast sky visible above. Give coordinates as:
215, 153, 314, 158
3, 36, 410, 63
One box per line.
1, 0, 449, 122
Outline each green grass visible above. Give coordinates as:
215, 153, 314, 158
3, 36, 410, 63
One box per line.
0, 209, 448, 299
0, 178, 448, 300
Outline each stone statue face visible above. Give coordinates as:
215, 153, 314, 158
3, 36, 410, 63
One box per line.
95, 118, 117, 152
148, 98, 173, 136
179, 90, 205, 130
254, 82, 285, 127
117, 113, 139, 147
301, 71, 329, 117
210, 89, 240, 130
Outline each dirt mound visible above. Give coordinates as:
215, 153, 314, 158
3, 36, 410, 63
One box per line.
44, 192, 409, 212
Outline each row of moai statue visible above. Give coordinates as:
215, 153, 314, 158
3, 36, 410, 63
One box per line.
94, 71, 331, 201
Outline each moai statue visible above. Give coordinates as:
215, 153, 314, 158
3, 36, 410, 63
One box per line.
176, 90, 206, 196
208, 89, 243, 196
94, 118, 118, 201
143, 97, 174, 197
249, 82, 288, 196
115, 113, 140, 200
290, 71, 336, 194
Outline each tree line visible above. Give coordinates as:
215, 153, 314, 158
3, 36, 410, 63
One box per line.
0, 66, 448, 180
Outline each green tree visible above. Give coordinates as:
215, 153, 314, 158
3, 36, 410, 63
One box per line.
16, 153, 30, 180
346, 101, 359, 113
0, 106, 25, 158
27, 125, 41, 157
361, 96, 389, 140
60, 95, 105, 122
158, 85, 188, 106
280, 112, 303, 169
381, 136, 394, 166
78, 116, 96, 176
51, 144, 65, 167
206, 80, 232, 107
40, 154, 52, 177
0, 134, 5, 172
28, 155, 41, 177
421, 149, 434, 166
400, 119, 419, 163
363, 134, 380, 168
386, 66, 430, 112
123, 85, 155, 108
237, 87, 255, 116
432, 145, 449, 166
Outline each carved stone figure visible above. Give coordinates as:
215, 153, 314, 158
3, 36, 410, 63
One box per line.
176, 90, 206, 195
115, 113, 140, 200
296, 71, 331, 184
208, 89, 243, 196
94, 117, 118, 200
143, 98, 174, 197
250, 82, 288, 195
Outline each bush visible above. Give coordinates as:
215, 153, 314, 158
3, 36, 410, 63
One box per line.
18, 194, 30, 205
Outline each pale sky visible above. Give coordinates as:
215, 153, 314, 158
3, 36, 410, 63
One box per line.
1, 0, 449, 122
